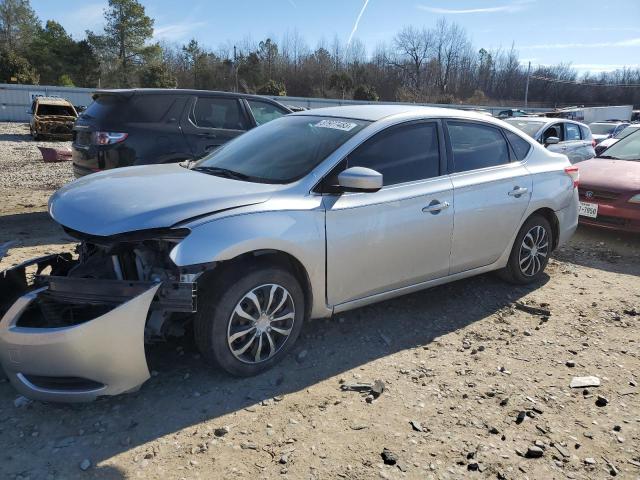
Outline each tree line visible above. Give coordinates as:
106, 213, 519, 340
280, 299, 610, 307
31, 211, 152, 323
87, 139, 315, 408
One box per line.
1, 0, 639, 108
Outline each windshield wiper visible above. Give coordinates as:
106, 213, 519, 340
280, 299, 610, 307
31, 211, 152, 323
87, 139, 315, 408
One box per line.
191, 166, 251, 181
598, 155, 618, 159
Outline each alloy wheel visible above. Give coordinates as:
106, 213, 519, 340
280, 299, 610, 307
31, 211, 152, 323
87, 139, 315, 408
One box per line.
518, 225, 549, 277
227, 283, 296, 364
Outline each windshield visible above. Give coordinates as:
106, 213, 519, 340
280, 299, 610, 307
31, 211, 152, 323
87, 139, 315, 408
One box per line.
599, 129, 640, 161
193, 115, 370, 183
504, 119, 545, 137
589, 123, 616, 135
614, 125, 639, 139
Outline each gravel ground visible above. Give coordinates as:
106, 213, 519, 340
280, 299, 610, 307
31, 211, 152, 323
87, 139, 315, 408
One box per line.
0, 122, 74, 191
0, 122, 638, 480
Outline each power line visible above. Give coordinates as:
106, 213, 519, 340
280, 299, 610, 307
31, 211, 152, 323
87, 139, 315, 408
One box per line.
530, 75, 640, 88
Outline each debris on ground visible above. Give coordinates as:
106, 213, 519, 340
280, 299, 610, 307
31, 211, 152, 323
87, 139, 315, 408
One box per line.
570, 376, 601, 388
340, 379, 385, 399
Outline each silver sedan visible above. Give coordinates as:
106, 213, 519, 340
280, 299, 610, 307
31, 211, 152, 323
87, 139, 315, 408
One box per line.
0, 105, 579, 402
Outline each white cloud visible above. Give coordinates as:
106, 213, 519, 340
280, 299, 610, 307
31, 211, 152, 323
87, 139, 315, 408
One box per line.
417, 0, 533, 15
521, 38, 640, 49
572, 63, 640, 73
154, 21, 207, 42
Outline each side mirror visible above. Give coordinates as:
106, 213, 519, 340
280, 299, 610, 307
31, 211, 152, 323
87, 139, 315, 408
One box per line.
337, 166, 383, 192
544, 136, 559, 145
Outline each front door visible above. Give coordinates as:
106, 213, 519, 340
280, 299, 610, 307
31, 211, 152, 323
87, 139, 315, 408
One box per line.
324, 121, 454, 306
445, 120, 532, 273
181, 96, 250, 159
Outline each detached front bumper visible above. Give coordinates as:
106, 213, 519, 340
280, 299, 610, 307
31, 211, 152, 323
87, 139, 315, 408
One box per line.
0, 255, 196, 402
0, 284, 159, 402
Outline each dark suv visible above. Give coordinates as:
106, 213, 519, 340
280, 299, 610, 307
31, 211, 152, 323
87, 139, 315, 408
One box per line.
72, 89, 292, 177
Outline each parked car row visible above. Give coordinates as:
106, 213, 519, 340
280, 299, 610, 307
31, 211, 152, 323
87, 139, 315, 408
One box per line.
1, 105, 581, 402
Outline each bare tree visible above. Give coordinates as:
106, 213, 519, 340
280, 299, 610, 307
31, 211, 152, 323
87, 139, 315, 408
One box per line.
394, 25, 432, 91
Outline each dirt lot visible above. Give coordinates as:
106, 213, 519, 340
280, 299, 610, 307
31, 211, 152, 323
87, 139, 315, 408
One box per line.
0, 121, 638, 480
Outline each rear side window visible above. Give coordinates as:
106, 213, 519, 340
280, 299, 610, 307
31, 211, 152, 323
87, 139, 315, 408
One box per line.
504, 130, 531, 160
346, 122, 440, 185
192, 97, 248, 130
447, 121, 510, 172
82, 94, 176, 123
580, 125, 592, 139
565, 123, 581, 141
248, 100, 288, 125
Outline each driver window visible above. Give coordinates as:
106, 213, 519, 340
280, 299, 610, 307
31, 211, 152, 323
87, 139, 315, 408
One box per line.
542, 124, 564, 143
344, 122, 440, 186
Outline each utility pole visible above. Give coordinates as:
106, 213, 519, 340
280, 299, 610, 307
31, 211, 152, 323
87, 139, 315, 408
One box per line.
524, 61, 531, 109
233, 45, 239, 93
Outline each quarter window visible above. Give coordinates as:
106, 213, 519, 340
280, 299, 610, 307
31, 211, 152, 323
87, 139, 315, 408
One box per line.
447, 121, 510, 172
192, 97, 248, 130
565, 123, 581, 141
504, 130, 531, 161
346, 122, 440, 185
248, 100, 288, 125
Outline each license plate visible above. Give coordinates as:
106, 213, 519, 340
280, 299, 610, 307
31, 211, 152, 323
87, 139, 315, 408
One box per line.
579, 201, 598, 218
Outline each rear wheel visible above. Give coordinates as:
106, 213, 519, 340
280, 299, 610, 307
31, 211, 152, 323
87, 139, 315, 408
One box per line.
194, 264, 305, 376
500, 215, 552, 284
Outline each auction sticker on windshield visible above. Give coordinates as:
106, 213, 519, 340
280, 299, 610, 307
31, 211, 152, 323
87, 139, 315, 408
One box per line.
314, 120, 358, 131
579, 201, 598, 218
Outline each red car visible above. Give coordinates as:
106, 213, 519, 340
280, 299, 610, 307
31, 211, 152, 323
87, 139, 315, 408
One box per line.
577, 129, 640, 233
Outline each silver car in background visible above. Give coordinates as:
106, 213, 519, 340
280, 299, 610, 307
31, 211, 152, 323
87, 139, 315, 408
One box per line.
505, 117, 596, 163
0, 106, 580, 402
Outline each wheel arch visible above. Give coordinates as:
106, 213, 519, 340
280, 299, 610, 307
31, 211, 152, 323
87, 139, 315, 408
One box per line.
527, 207, 560, 251
201, 249, 314, 321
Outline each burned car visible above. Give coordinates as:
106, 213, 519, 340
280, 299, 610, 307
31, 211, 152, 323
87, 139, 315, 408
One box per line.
0, 106, 579, 402
28, 96, 78, 140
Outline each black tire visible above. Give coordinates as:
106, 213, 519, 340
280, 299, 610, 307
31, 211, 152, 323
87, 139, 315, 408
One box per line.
30, 127, 38, 140
194, 263, 305, 377
499, 214, 553, 285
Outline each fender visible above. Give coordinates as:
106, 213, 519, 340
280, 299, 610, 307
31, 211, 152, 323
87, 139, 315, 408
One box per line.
170, 209, 331, 318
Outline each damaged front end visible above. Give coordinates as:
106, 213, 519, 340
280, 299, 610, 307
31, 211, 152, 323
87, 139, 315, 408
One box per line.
33, 115, 76, 139
0, 229, 197, 402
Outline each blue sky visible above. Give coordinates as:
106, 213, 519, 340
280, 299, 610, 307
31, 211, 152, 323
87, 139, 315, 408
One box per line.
31, 0, 640, 74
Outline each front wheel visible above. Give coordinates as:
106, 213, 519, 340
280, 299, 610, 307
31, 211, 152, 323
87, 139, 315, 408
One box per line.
499, 215, 552, 284
194, 265, 305, 377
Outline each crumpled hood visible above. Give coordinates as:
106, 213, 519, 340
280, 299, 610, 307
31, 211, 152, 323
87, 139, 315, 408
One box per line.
578, 158, 640, 192
50, 164, 281, 236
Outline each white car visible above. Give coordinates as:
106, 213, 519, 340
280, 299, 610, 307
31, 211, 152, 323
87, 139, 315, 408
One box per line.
0, 106, 580, 402
505, 117, 595, 163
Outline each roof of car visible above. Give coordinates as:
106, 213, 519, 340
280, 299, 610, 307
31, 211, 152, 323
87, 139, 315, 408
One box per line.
35, 96, 74, 105
290, 104, 498, 122
505, 116, 589, 126
92, 88, 283, 103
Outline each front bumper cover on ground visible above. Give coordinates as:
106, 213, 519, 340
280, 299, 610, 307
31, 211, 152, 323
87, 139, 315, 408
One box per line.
0, 254, 196, 402
0, 284, 160, 402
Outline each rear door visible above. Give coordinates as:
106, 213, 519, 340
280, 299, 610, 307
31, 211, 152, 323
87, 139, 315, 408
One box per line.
181, 95, 251, 158
559, 122, 591, 163
446, 120, 532, 273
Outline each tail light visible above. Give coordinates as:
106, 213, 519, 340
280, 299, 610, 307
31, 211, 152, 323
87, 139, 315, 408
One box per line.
93, 131, 128, 145
564, 166, 579, 188
591, 139, 596, 148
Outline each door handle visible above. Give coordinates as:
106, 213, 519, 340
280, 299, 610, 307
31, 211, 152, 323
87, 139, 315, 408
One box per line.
198, 132, 217, 138
508, 186, 528, 197
422, 200, 450, 214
